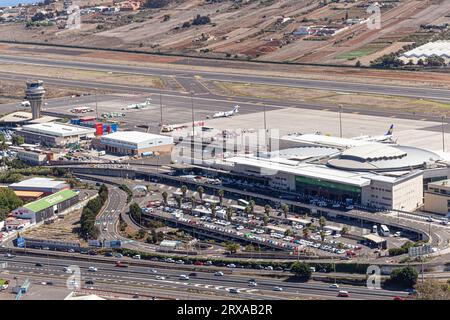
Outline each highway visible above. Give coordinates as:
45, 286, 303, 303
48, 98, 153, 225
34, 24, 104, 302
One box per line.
1, 54, 450, 102
0, 254, 409, 300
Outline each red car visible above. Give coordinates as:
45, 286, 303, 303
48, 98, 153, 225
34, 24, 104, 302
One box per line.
393, 296, 406, 300
194, 261, 204, 266
337, 291, 349, 297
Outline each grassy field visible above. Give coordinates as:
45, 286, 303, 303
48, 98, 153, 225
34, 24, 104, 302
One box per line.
212, 81, 450, 117
336, 48, 377, 60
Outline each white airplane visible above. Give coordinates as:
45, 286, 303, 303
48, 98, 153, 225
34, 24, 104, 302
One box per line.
353, 124, 395, 143
122, 98, 152, 110
212, 105, 239, 118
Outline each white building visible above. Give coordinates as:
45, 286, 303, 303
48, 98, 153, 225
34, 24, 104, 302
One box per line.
99, 131, 173, 156
400, 40, 450, 65
17, 122, 95, 147
17, 149, 48, 165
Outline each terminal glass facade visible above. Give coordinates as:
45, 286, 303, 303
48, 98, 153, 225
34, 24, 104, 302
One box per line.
295, 176, 361, 203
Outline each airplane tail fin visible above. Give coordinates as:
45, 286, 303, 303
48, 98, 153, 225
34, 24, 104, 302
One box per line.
385, 124, 394, 136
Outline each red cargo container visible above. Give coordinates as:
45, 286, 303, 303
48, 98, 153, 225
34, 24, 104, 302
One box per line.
94, 123, 103, 136
80, 116, 96, 122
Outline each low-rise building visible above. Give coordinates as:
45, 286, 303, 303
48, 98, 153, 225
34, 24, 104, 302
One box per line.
17, 122, 96, 147
13, 190, 44, 202
11, 189, 79, 223
10, 177, 69, 195
99, 131, 173, 156
424, 179, 450, 215
17, 149, 49, 165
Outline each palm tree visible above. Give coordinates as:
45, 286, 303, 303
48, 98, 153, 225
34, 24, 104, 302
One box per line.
248, 200, 255, 214
319, 230, 326, 242
302, 227, 310, 239
226, 207, 233, 222
319, 216, 326, 229
181, 185, 188, 198
282, 204, 289, 219
175, 196, 182, 209
190, 195, 196, 209
210, 203, 216, 219
264, 204, 271, 217
197, 186, 204, 202
263, 215, 269, 226
161, 191, 168, 205
218, 189, 224, 206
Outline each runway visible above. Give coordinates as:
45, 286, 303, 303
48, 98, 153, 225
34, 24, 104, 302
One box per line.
1, 54, 450, 102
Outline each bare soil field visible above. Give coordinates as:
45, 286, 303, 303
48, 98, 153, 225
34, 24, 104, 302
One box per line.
1, 0, 447, 65
22, 208, 87, 246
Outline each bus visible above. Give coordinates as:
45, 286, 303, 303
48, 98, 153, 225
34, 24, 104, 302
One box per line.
379, 225, 390, 237
237, 199, 249, 207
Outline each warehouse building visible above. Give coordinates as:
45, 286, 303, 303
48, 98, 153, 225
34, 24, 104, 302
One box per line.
223, 136, 450, 212
11, 189, 79, 223
400, 40, 450, 65
10, 177, 69, 195
17, 149, 49, 165
99, 131, 173, 156
17, 122, 96, 147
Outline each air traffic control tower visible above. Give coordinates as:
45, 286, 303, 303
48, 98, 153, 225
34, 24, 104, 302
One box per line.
25, 80, 45, 120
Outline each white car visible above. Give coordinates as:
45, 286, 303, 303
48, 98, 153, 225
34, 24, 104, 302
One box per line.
329, 283, 339, 289
394, 231, 401, 237
214, 271, 224, 277
248, 281, 257, 287
273, 286, 283, 291
156, 276, 166, 280
179, 275, 189, 280
150, 269, 158, 274
88, 267, 98, 272
227, 264, 236, 268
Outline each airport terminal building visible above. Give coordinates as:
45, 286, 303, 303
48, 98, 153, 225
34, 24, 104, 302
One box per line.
223, 134, 450, 212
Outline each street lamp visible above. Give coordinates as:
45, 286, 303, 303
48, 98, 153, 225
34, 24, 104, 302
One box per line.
442, 116, 446, 152
338, 104, 343, 138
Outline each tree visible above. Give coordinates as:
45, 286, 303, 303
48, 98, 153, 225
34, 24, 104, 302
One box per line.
137, 228, 147, 239
319, 230, 326, 242
281, 204, 289, 219
426, 55, 446, 67
197, 186, 204, 201
129, 202, 142, 224
161, 191, 168, 205
290, 261, 312, 281
302, 227, 310, 239
264, 204, 271, 217
263, 215, 269, 226
341, 226, 349, 235
210, 203, 216, 219
175, 196, 182, 209
319, 216, 327, 229
284, 229, 293, 237
389, 266, 419, 288
0, 188, 23, 213
190, 195, 196, 209
217, 189, 224, 206
225, 242, 239, 254
11, 135, 24, 146
226, 207, 233, 222
181, 185, 188, 198
414, 279, 450, 300
248, 200, 255, 214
